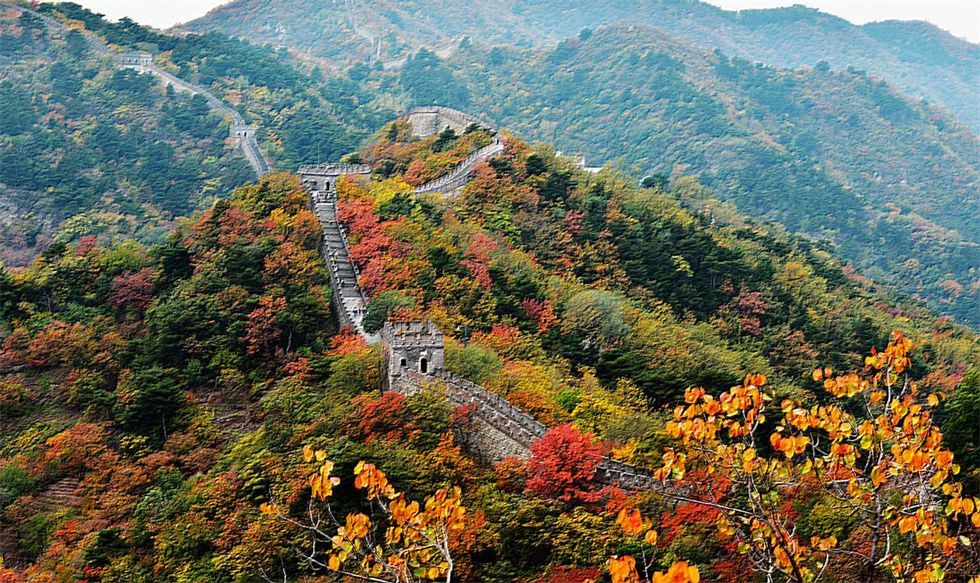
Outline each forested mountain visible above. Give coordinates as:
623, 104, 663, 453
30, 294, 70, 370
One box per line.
185, 0, 980, 131
345, 25, 980, 328
0, 4, 253, 265
1, 126, 977, 581
0, 2, 388, 266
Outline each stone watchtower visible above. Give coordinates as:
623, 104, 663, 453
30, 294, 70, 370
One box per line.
118, 53, 153, 71
230, 123, 257, 142
381, 321, 445, 392
297, 163, 372, 196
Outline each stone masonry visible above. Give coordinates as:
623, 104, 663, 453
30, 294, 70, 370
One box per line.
406, 106, 491, 138
381, 321, 445, 392
298, 110, 669, 492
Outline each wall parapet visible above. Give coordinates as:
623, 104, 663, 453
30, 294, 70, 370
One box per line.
413, 138, 504, 196
406, 106, 491, 138
398, 369, 668, 492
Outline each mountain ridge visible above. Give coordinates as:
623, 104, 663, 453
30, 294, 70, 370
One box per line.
184, 0, 980, 131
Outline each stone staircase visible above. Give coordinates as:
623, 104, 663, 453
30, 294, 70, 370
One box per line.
310, 190, 377, 342
35, 477, 81, 512
412, 137, 505, 196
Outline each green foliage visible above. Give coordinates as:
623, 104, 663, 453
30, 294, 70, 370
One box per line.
399, 48, 469, 108
363, 291, 416, 333
945, 369, 980, 481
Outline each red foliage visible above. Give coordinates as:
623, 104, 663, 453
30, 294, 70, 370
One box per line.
533, 566, 603, 583
460, 258, 492, 289
108, 268, 155, 312
352, 391, 412, 443
326, 329, 369, 357
74, 235, 98, 257
42, 422, 107, 477
526, 423, 604, 505
521, 298, 558, 334
244, 296, 287, 355
564, 210, 586, 236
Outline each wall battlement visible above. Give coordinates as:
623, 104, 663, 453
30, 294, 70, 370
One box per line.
299, 164, 372, 194
298, 107, 667, 494
406, 106, 491, 138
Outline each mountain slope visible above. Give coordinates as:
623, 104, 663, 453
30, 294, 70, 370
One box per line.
0, 3, 253, 264
1, 128, 978, 580
184, 0, 980, 131
427, 26, 980, 325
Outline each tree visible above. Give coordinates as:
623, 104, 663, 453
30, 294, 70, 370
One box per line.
264, 450, 466, 582
945, 369, 980, 486
526, 423, 604, 505
652, 332, 979, 582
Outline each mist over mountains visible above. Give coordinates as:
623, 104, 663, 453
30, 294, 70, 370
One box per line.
186, 0, 980, 131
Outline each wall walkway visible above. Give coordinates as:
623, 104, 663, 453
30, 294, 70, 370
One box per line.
10, 4, 269, 179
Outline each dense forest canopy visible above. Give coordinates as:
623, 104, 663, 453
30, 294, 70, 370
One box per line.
340, 25, 980, 328
0, 3, 252, 264
1, 3, 979, 582
0, 125, 977, 581
185, 0, 980, 132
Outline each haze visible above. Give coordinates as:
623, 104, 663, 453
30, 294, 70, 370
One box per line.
62, 0, 980, 43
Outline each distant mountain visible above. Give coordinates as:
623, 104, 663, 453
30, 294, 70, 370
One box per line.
184, 0, 979, 131
361, 24, 980, 325
0, 3, 253, 264
0, 2, 382, 265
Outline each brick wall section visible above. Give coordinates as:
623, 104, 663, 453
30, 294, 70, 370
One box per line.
406, 106, 491, 138
412, 137, 505, 196
399, 370, 667, 492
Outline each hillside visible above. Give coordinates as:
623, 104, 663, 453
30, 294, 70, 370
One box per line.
0, 1, 400, 266
0, 3, 253, 264
348, 25, 980, 328
184, 0, 980, 131
1, 124, 978, 581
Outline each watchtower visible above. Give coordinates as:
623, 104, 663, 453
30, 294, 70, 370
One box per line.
117, 53, 153, 71
381, 321, 445, 392
405, 106, 490, 138
230, 123, 257, 142
297, 163, 372, 195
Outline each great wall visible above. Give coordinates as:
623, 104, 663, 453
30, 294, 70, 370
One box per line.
299, 109, 666, 492
7, 3, 660, 492
8, 4, 269, 179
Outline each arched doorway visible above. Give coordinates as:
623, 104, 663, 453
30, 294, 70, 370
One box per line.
420, 358, 428, 374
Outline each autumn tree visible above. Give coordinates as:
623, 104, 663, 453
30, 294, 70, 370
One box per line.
264, 447, 466, 582
653, 332, 980, 582
526, 423, 604, 505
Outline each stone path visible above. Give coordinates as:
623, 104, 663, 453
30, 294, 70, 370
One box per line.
7, 3, 270, 179
413, 137, 505, 196
309, 188, 377, 342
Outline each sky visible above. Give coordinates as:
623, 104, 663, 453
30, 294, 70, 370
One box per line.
63, 0, 980, 43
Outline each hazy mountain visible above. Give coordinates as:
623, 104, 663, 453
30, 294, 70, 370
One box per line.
185, 0, 979, 131
363, 24, 980, 325
0, 4, 253, 264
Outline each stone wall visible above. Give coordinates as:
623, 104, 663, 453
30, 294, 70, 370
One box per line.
399, 369, 669, 493
406, 106, 491, 138
412, 138, 504, 196
298, 164, 372, 192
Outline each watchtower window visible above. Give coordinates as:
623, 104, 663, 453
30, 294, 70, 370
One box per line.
420, 358, 428, 374
400, 358, 407, 368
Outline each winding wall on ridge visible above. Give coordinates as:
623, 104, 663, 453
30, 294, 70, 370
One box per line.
298, 131, 667, 493
10, 4, 269, 179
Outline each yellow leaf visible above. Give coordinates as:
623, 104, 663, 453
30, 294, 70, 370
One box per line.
303, 444, 314, 463
316, 449, 327, 461
644, 529, 658, 546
